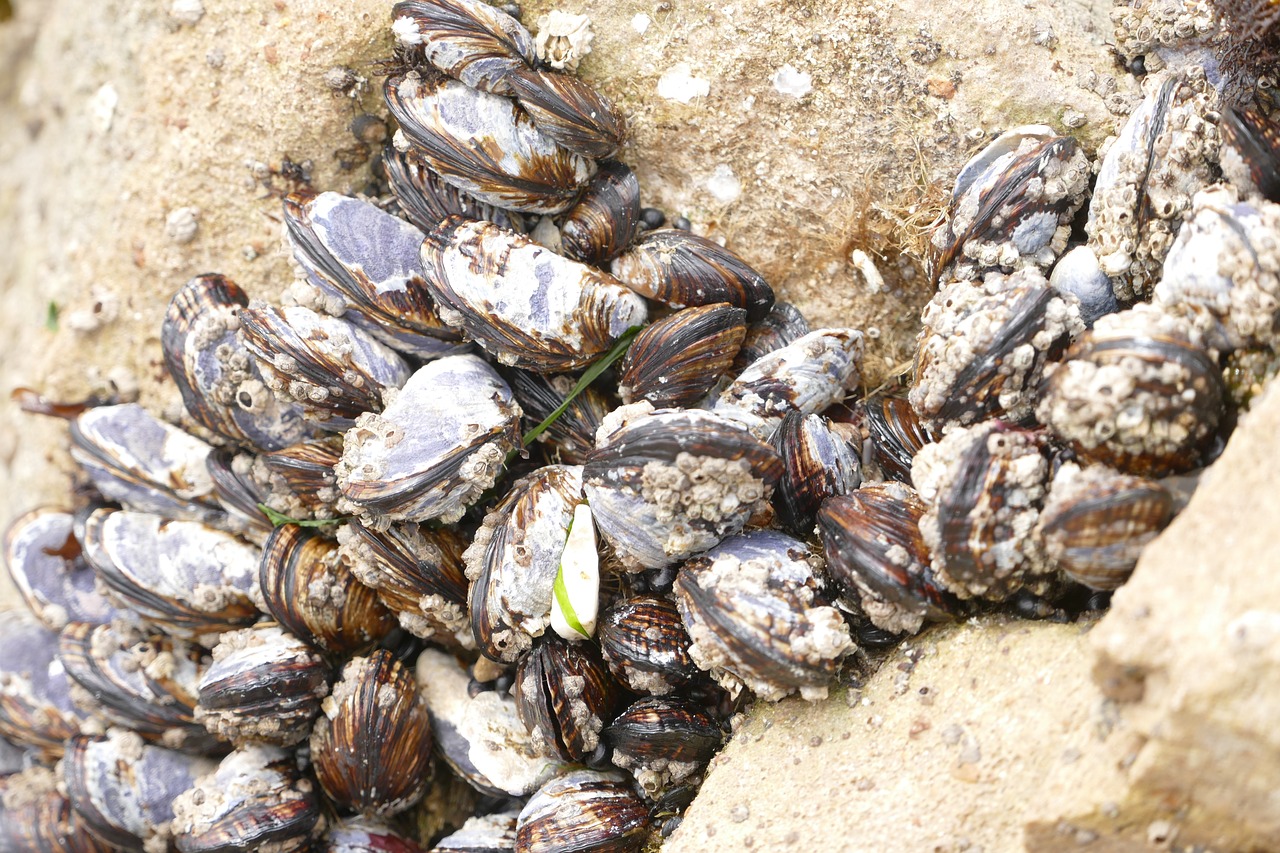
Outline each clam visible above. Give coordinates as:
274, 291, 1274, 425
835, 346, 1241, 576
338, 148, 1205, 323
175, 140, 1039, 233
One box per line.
516, 769, 650, 853
3, 508, 120, 631
617, 303, 748, 409
392, 0, 535, 97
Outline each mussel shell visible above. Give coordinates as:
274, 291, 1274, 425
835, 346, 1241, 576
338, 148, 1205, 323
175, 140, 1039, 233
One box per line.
195, 624, 330, 747
771, 411, 862, 535
170, 743, 325, 853
506, 67, 627, 160
560, 161, 642, 265
1221, 105, 1280, 203
3, 508, 119, 630
1035, 463, 1175, 590
516, 769, 650, 853
205, 449, 275, 537
62, 729, 215, 852
731, 300, 811, 372
617, 303, 748, 408
864, 393, 933, 484
240, 303, 413, 430
611, 229, 775, 322
385, 74, 594, 215
598, 595, 697, 695
603, 696, 723, 796
422, 217, 648, 372
338, 521, 470, 645
283, 191, 465, 361
335, 354, 522, 524
261, 436, 345, 512
513, 636, 622, 762
583, 407, 784, 570
673, 530, 854, 701
69, 404, 224, 526
311, 650, 433, 817
415, 647, 560, 798
80, 508, 260, 640
0, 612, 91, 757
0, 767, 115, 853
162, 274, 312, 452
383, 145, 526, 233
59, 622, 216, 753
1048, 245, 1119, 329
259, 524, 395, 655
508, 370, 610, 465
329, 815, 429, 853
428, 810, 518, 853
466, 465, 584, 662
392, 0, 535, 96
816, 485, 960, 634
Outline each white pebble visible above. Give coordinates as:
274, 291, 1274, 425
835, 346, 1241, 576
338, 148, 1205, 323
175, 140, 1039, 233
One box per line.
166, 207, 200, 245
631, 13, 651, 34
169, 0, 205, 26
89, 83, 118, 134
706, 164, 742, 204
657, 62, 710, 103
771, 63, 812, 98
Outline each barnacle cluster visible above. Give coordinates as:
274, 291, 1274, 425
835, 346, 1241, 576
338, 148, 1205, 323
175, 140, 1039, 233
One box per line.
2, 0, 1280, 850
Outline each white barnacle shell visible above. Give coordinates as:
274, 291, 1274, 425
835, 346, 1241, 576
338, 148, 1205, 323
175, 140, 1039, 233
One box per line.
422, 217, 648, 372
335, 354, 521, 525
534, 10, 594, 71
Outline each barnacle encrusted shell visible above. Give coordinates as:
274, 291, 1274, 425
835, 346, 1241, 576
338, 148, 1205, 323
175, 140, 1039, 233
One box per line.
162, 274, 312, 452
431, 811, 520, 852
335, 354, 522, 525
604, 696, 723, 799
422, 217, 648, 372
3, 508, 119, 631
513, 636, 622, 762
1086, 67, 1221, 301
0, 612, 92, 757
1220, 105, 1280, 203
1153, 185, 1280, 351
909, 268, 1084, 428
582, 405, 783, 570
1034, 462, 1175, 590
392, 0, 536, 96
617, 303, 748, 408
0, 766, 115, 853
611, 229, 776, 322
1110, 0, 1216, 62
383, 144, 526, 234
1049, 245, 1119, 328
911, 421, 1054, 601
506, 67, 628, 160
385, 73, 594, 215
933, 126, 1090, 281
1035, 304, 1225, 476
673, 530, 854, 701
465, 465, 584, 662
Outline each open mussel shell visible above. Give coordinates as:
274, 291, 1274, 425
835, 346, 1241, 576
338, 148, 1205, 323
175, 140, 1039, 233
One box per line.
604, 696, 723, 799
0, 612, 92, 758
195, 623, 330, 747
162, 274, 313, 452
598, 595, 697, 696
466, 465, 584, 662
583, 406, 783, 570
1035, 463, 1175, 590
1220, 104, 1280, 203
771, 411, 862, 535
560, 161, 641, 265
0, 766, 115, 853
336, 354, 522, 524
516, 769, 650, 853
69, 403, 225, 526
59, 621, 216, 753
311, 650, 434, 817
429, 810, 518, 852
932, 126, 1089, 281
422, 217, 648, 372
909, 268, 1083, 429
4, 508, 120, 630
80, 508, 260, 641
912, 421, 1054, 601
338, 521, 470, 646
732, 300, 810, 372
385, 74, 594, 215
617, 303, 748, 409
170, 743, 326, 853
514, 636, 623, 763
863, 393, 933, 484
63, 728, 216, 851
329, 815, 428, 852
817, 484, 961, 635
416, 648, 561, 798
1086, 67, 1220, 301
506, 67, 627, 160
240, 303, 413, 430
713, 328, 866, 438
392, 0, 535, 97
383, 144, 526, 234
611, 229, 775, 322
1036, 305, 1226, 477
508, 370, 609, 465
283, 191, 465, 361
673, 530, 854, 702
259, 524, 394, 655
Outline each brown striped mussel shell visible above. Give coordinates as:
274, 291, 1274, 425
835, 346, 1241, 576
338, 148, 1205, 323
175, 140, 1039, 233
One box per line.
516, 770, 650, 853
560, 160, 642, 265
514, 636, 623, 763
617, 303, 748, 409
598, 595, 697, 696
506, 66, 628, 160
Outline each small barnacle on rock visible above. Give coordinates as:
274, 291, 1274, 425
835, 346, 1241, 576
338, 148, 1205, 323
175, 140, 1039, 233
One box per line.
535, 10, 594, 71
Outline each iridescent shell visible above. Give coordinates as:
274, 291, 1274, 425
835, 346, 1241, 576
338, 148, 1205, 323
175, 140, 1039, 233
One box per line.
421, 217, 648, 372
3, 508, 120, 630
771, 411, 862, 535
385, 74, 594, 215
391, 0, 535, 96
863, 393, 933, 485
328, 817, 428, 853
617, 303, 748, 408
604, 696, 723, 799
598, 595, 697, 696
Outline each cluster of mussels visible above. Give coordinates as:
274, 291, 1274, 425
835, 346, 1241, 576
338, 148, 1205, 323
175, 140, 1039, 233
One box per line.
3, 0, 1280, 850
